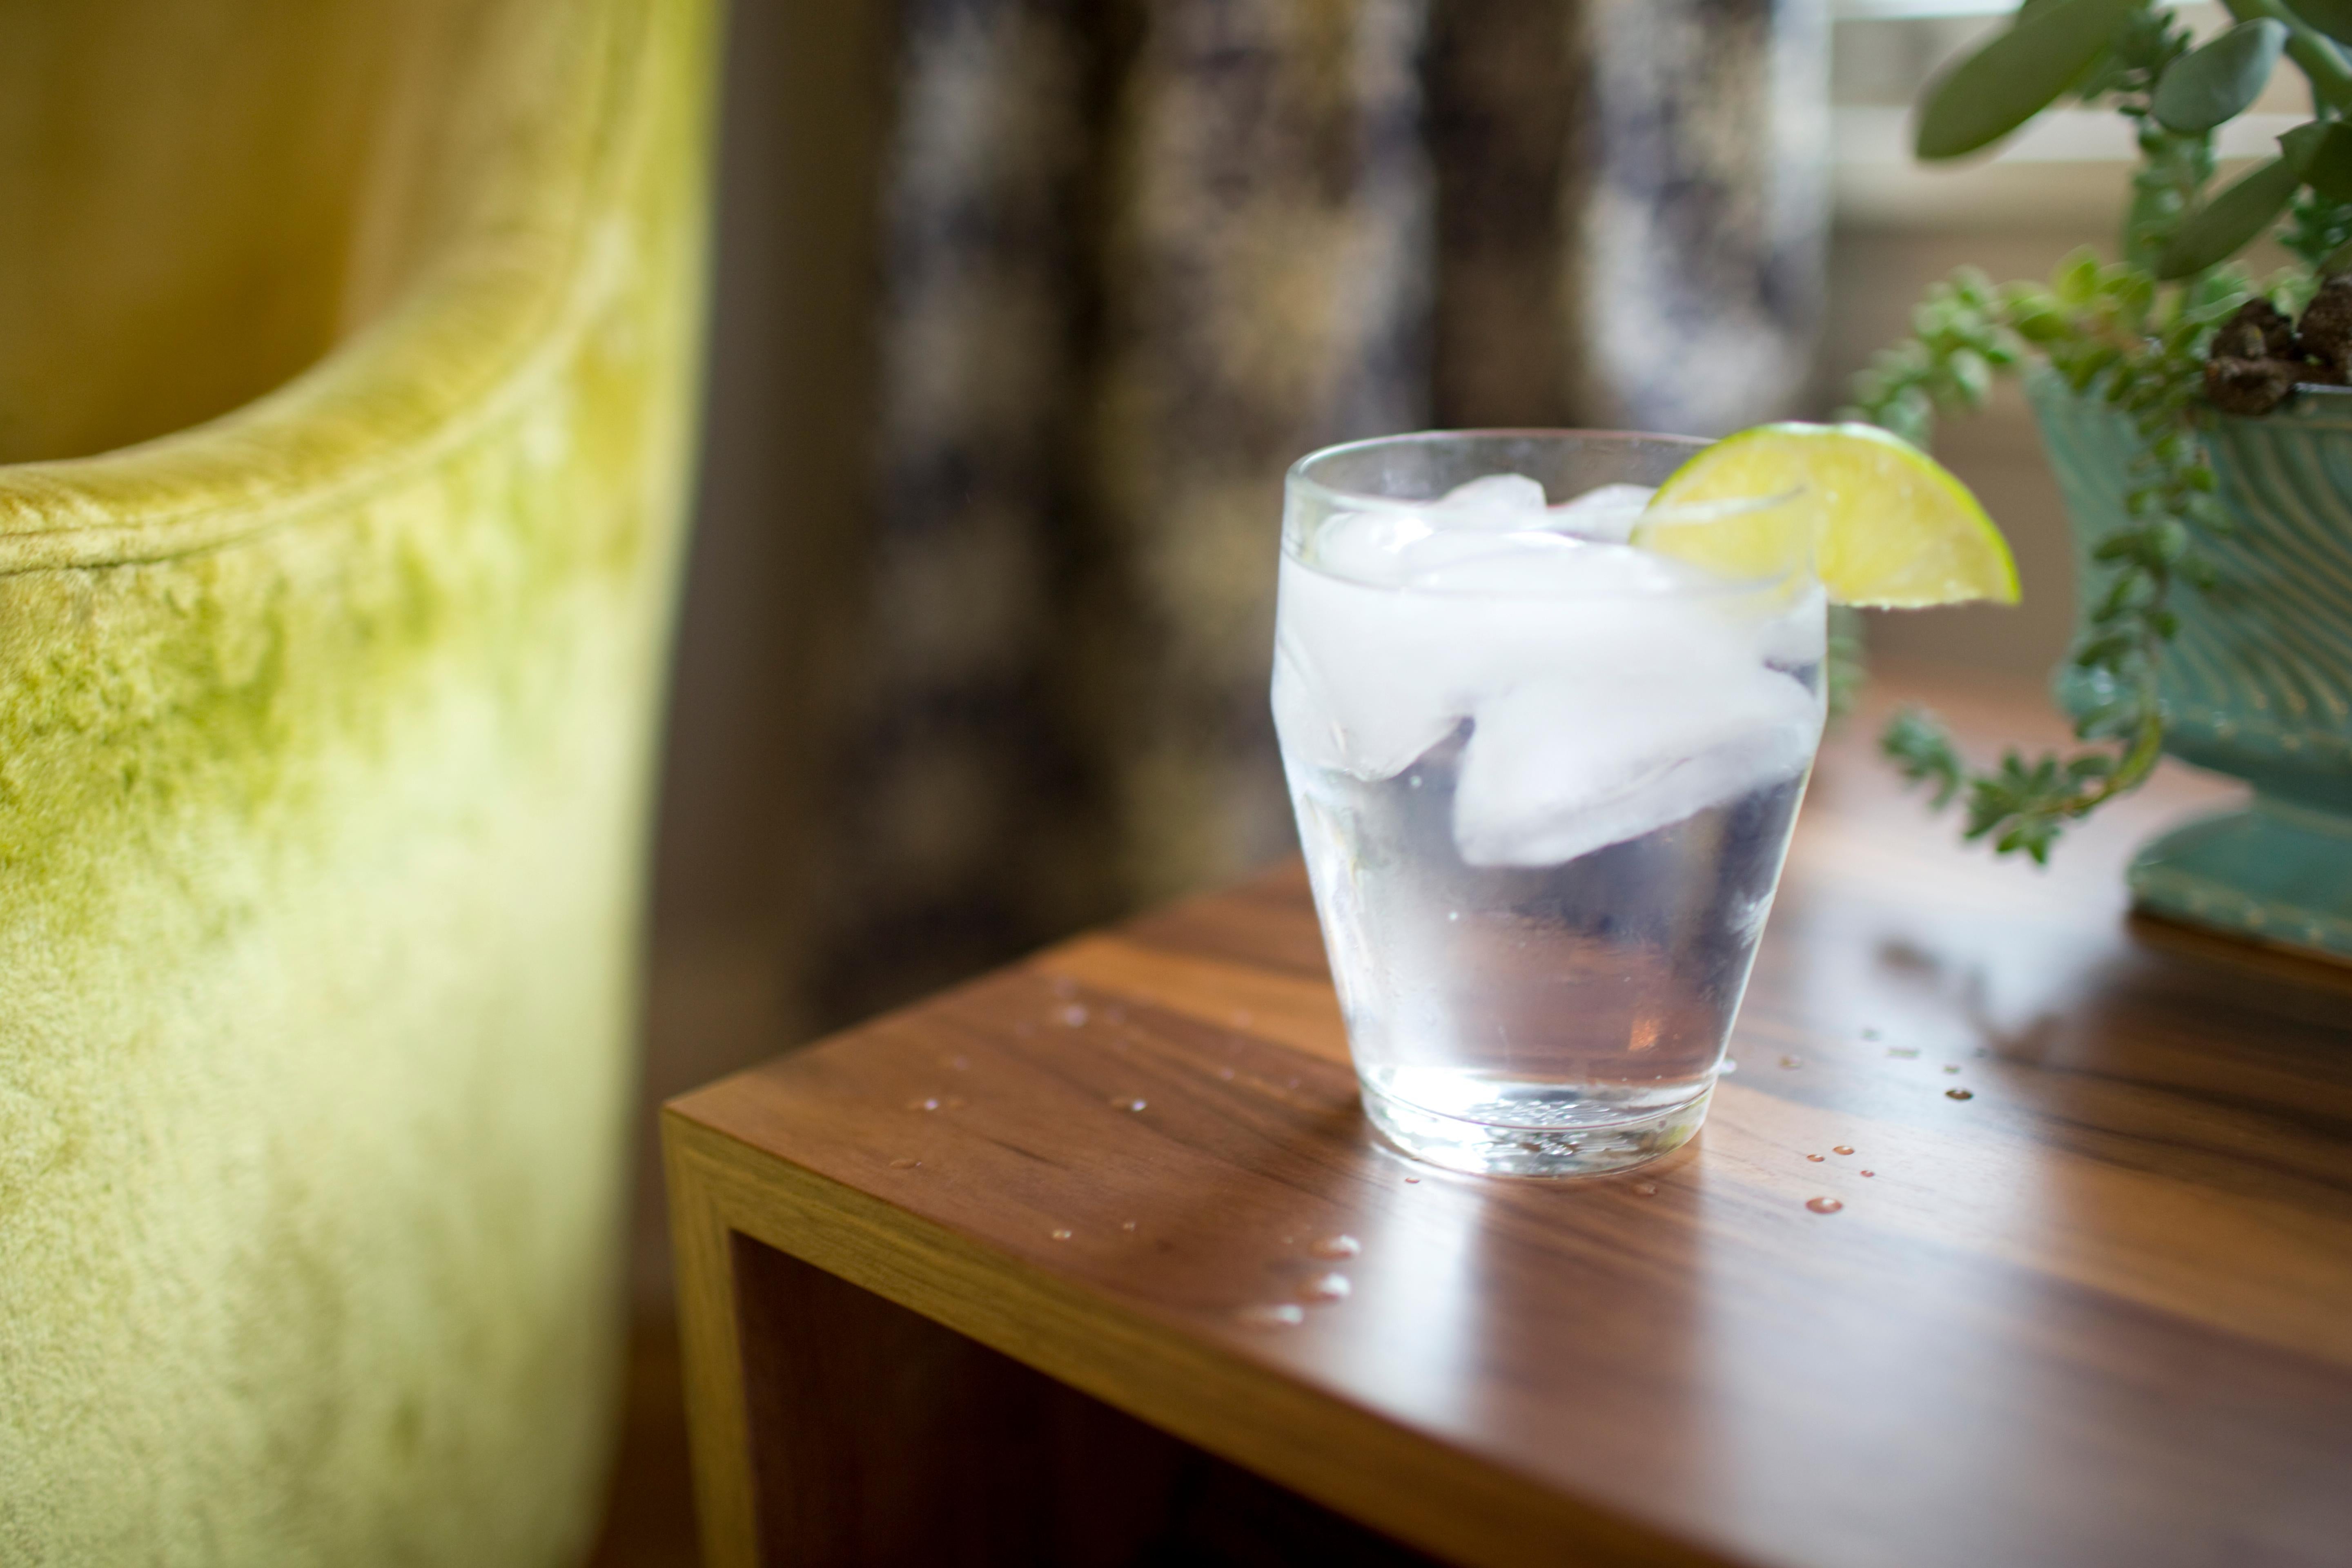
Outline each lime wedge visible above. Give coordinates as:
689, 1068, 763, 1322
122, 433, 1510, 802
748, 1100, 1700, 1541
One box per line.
1635, 422, 2020, 608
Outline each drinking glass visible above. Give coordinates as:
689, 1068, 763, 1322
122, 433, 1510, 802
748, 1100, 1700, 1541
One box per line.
1272, 430, 1824, 1177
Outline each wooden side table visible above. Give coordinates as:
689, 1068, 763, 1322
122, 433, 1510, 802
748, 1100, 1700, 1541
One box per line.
664, 676, 2352, 1568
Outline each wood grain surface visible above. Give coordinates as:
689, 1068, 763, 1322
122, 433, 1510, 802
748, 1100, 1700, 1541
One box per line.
666, 671, 2352, 1568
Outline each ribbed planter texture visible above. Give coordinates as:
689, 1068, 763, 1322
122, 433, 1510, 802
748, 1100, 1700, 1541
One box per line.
0, 0, 714, 1562
2030, 372, 2352, 964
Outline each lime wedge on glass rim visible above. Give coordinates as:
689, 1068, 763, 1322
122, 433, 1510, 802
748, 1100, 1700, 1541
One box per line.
1633, 421, 2020, 608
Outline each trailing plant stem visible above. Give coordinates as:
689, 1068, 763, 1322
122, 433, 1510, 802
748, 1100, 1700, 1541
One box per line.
1850, 249, 2248, 863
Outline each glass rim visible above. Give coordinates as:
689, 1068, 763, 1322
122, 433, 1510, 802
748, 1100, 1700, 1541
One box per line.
1285, 426, 1805, 521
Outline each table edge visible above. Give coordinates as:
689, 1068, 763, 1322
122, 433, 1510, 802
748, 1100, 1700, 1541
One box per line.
660, 1099, 1747, 1568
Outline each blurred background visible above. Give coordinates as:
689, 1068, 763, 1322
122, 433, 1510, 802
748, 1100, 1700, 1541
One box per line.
644, 0, 1831, 1315
599, 0, 2287, 1554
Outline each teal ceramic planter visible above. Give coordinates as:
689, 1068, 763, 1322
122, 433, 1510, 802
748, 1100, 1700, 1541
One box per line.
2031, 372, 2352, 963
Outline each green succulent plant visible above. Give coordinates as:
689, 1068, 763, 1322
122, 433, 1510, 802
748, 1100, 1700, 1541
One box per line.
1848, 0, 2352, 862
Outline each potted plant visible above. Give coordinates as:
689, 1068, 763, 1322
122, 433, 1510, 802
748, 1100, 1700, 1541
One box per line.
1850, 0, 2352, 962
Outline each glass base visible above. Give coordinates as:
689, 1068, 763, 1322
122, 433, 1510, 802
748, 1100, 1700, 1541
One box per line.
1360, 1077, 1712, 1178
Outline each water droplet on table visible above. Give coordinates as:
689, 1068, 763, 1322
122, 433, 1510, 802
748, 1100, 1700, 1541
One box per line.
1806, 1196, 1844, 1214
1805, 1153, 1826, 1163
1943, 1064, 1962, 1075
1403, 1176, 1421, 1184
1120, 1220, 1138, 1232
1050, 1228, 1073, 1241
1717, 1058, 1739, 1075
1111, 1096, 1147, 1112
1888, 1046, 1919, 1058
1308, 1234, 1361, 1259
1237, 1303, 1305, 1330
1631, 1181, 1659, 1197
907, 1097, 940, 1112
1298, 1272, 1351, 1303
1859, 1169, 1876, 1177
889, 1158, 919, 1170
1833, 1145, 1855, 1156
1059, 1004, 1089, 1027
1946, 1087, 1974, 1101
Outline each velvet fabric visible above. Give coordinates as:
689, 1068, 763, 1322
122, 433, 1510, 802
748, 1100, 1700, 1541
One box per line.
0, 0, 714, 1560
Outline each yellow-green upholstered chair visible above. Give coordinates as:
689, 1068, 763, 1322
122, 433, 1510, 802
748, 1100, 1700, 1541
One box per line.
0, 0, 714, 1560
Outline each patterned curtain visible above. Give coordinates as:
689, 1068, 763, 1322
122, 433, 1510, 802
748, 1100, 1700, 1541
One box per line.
804, 0, 1826, 1027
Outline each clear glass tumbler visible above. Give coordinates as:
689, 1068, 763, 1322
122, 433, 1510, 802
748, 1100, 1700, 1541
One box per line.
1272, 430, 1826, 1177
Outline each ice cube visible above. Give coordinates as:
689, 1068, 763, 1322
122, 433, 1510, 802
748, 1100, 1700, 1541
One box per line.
1274, 479, 1827, 811
1405, 536, 1712, 597
1544, 482, 1655, 544
1755, 582, 1831, 668
1306, 474, 1615, 585
1452, 660, 1820, 868
1309, 508, 1434, 586
1397, 528, 1588, 591
1273, 544, 1764, 784
1428, 471, 1549, 527
1272, 563, 1470, 779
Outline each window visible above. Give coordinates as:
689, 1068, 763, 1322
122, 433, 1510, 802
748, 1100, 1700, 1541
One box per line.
1830, 1, 2309, 228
